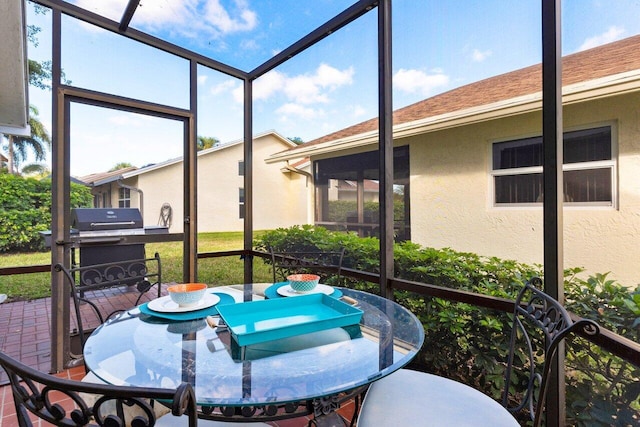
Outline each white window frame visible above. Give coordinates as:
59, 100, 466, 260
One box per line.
490, 123, 617, 209
118, 187, 131, 208
239, 187, 245, 219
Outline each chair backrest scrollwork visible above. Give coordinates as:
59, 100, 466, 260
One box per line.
54, 252, 162, 358
269, 247, 345, 285
503, 277, 599, 426
0, 350, 198, 427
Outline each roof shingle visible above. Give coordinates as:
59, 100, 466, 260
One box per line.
303, 34, 640, 147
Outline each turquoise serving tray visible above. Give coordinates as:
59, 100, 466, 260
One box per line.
216, 293, 363, 347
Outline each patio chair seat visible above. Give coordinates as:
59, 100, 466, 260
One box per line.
357, 369, 519, 427
357, 278, 600, 427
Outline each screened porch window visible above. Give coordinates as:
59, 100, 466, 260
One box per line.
314, 146, 410, 241
492, 126, 614, 206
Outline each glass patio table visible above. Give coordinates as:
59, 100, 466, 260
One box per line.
83, 285, 425, 424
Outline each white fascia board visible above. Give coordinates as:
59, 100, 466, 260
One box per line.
266, 70, 640, 163
0, 0, 29, 135
93, 175, 124, 187
0, 124, 31, 137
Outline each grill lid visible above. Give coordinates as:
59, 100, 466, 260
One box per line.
71, 208, 143, 231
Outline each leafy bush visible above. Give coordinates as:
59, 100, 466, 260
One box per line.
0, 174, 93, 252
255, 225, 639, 425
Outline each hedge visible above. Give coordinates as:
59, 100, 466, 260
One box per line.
0, 174, 93, 253
255, 225, 640, 426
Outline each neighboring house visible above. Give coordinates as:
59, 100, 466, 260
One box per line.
267, 35, 640, 286
331, 180, 379, 203
80, 131, 309, 233
79, 167, 139, 209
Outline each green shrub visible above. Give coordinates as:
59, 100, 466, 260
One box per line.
255, 225, 639, 425
0, 174, 92, 252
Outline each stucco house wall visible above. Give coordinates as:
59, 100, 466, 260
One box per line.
407, 91, 640, 285
120, 131, 307, 233
134, 161, 184, 232
266, 35, 640, 287
195, 132, 308, 232
80, 131, 308, 234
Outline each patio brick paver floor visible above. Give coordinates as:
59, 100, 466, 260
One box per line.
0, 285, 357, 426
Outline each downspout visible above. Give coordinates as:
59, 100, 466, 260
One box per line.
283, 163, 313, 181
117, 179, 144, 217
282, 163, 314, 225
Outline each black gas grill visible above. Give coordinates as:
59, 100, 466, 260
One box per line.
71, 208, 146, 269
72, 208, 144, 235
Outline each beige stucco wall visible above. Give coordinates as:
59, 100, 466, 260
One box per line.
90, 179, 141, 210
136, 162, 184, 232
408, 91, 640, 287
133, 133, 308, 234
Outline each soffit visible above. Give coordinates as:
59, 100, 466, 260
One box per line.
0, 0, 30, 136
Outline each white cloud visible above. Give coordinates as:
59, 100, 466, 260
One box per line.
73, 0, 128, 22
276, 103, 322, 120
73, 0, 259, 40
578, 26, 625, 51
210, 79, 238, 95
393, 68, 449, 96
284, 75, 329, 104
471, 49, 492, 62
252, 71, 287, 101
198, 75, 208, 85
315, 63, 354, 88
248, 64, 354, 123
240, 39, 260, 51
108, 114, 150, 126
204, 0, 257, 33
352, 105, 367, 118
251, 64, 354, 106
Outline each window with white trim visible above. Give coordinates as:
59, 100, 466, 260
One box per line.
239, 188, 245, 218
118, 188, 131, 208
492, 126, 614, 206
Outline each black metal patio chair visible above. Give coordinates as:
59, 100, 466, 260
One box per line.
0, 350, 198, 427
356, 277, 600, 427
269, 247, 345, 285
54, 253, 162, 359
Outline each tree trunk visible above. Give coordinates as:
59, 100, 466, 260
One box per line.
7, 135, 15, 174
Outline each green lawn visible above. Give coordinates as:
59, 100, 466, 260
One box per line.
0, 232, 273, 302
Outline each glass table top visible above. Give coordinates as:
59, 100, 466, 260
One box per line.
83, 285, 425, 407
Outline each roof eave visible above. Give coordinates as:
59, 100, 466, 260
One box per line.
265, 70, 640, 163
0, 0, 30, 137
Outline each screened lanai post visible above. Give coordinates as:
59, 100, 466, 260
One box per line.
378, 0, 394, 300
50, 6, 70, 374
185, 59, 198, 282
541, 0, 565, 425
243, 77, 254, 293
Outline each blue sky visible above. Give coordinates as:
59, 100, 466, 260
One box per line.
21, 0, 640, 176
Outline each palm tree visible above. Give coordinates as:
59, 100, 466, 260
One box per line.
20, 163, 50, 178
2, 105, 51, 175
109, 162, 134, 172
197, 136, 219, 151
